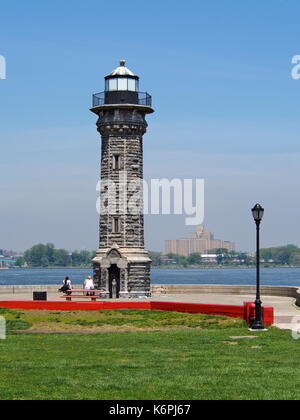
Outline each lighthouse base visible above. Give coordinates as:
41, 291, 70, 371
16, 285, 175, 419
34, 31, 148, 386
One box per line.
92, 246, 151, 299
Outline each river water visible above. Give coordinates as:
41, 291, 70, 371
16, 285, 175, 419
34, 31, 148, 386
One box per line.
0, 267, 299, 287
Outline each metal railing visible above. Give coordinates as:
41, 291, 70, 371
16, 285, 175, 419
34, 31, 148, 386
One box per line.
92, 91, 152, 107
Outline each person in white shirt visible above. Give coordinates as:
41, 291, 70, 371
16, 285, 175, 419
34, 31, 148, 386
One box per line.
83, 275, 95, 296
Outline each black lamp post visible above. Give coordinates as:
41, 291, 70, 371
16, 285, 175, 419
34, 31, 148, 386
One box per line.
251, 203, 266, 330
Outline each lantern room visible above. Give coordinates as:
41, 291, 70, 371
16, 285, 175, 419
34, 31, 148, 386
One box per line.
104, 60, 139, 105
105, 59, 139, 92
92, 60, 152, 108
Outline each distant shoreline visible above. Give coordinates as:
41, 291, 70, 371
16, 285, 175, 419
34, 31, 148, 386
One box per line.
9, 265, 300, 270
154, 265, 300, 269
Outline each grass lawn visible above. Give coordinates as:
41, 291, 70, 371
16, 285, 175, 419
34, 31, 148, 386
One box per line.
0, 308, 299, 400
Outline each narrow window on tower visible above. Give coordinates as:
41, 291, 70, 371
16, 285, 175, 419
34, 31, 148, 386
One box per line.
112, 217, 121, 234
113, 155, 121, 170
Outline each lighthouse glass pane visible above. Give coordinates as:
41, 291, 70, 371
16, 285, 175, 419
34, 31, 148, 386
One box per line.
109, 79, 118, 91
128, 79, 136, 92
117, 78, 128, 91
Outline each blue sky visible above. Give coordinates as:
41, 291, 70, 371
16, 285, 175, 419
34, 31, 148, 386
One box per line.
1, 0, 300, 252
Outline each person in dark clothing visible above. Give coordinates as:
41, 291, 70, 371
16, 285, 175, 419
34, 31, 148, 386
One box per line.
59, 276, 72, 295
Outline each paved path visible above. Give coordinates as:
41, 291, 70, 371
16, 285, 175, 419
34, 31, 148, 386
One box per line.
154, 293, 300, 330
0, 291, 299, 331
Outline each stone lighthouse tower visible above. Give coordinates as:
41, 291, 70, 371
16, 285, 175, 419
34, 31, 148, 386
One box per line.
90, 60, 154, 298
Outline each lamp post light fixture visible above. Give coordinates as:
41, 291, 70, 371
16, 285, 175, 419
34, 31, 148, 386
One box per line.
250, 203, 266, 331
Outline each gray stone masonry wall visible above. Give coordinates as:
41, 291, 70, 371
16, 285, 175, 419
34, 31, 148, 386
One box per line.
92, 104, 152, 296
98, 108, 146, 250
127, 263, 151, 293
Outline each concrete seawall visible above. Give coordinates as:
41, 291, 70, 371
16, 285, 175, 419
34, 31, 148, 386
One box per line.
151, 284, 299, 296
0, 285, 61, 294
1, 284, 300, 306
151, 284, 300, 306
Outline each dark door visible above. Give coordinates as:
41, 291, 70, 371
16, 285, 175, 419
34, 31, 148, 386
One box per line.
108, 264, 120, 298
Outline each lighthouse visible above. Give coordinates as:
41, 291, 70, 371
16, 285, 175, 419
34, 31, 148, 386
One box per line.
90, 60, 154, 298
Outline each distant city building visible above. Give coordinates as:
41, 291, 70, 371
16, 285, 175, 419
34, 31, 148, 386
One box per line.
165, 226, 235, 257
201, 254, 217, 263
0, 249, 19, 258
160, 255, 177, 265
0, 256, 16, 269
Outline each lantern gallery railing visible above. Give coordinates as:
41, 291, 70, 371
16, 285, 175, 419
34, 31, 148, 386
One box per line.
92, 91, 152, 107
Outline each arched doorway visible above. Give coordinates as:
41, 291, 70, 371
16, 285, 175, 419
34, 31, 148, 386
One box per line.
108, 264, 121, 298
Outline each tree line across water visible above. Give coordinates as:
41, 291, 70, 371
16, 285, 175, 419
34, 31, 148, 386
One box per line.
151, 244, 300, 267
16, 244, 96, 268
15, 243, 300, 268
